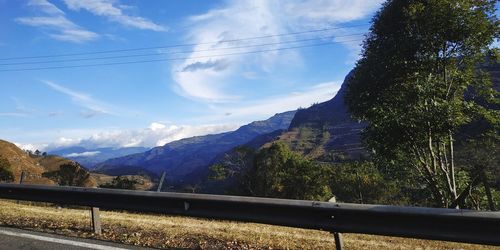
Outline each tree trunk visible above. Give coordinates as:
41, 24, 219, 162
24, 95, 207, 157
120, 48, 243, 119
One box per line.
482, 171, 495, 211
449, 174, 482, 209
449, 132, 457, 200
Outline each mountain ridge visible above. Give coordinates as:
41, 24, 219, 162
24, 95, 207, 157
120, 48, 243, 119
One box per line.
94, 110, 297, 182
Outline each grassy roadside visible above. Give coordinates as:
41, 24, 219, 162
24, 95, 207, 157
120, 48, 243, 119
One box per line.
0, 199, 497, 250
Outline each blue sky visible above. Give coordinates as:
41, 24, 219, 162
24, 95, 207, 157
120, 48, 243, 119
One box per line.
3, 0, 491, 151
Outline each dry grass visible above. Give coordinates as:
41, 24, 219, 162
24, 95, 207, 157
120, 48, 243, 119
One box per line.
0, 199, 498, 250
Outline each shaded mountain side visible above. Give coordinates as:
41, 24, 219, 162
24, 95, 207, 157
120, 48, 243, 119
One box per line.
0, 139, 96, 186
178, 129, 286, 190
289, 71, 353, 129
273, 71, 367, 160
95, 111, 297, 183
48, 146, 149, 169
93, 165, 159, 179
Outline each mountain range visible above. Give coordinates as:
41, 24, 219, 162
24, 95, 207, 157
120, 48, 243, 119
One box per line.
94, 111, 297, 184
42, 63, 500, 190
48, 146, 149, 169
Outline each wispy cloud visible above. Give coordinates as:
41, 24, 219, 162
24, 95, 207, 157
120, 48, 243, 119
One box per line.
12, 97, 37, 114
16, 0, 98, 43
201, 81, 341, 122
181, 59, 230, 72
27, 0, 64, 15
41, 80, 112, 117
172, 0, 383, 103
65, 151, 100, 157
63, 0, 166, 31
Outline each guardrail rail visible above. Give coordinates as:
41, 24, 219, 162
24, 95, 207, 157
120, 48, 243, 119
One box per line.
0, 184, 499, 249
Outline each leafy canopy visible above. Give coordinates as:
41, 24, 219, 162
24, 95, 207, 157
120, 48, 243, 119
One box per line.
345, 0, 499, 207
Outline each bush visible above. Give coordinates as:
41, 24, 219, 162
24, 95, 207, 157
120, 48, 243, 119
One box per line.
0, 156, 14, 182
100, 176, 139, 190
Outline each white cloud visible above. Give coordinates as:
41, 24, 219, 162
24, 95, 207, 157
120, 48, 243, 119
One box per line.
14, 142, 44, 152
149, 122, 166, 131
172, 0, 383, 102
283, 0, 385, 23
41, 80, 112, 117
27, 0, 64, 15
63, 0, 166, 31
65, 151, 100, 157
16, 0, 98, 43
39, 122, 239, 151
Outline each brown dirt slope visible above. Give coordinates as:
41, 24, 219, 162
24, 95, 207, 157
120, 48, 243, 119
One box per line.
0, 139, 96, 186
0, 140, 53, 184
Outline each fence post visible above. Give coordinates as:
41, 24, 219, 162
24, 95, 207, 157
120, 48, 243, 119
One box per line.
333, 232, 343, 250
91, 207, 101, 235
157, 171, 166, 192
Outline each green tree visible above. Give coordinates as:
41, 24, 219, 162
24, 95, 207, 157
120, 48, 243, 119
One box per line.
42, 162, 92, 186
345, 0, 499, 207
248, 142, 332, 201
208, 146, 256, 194
0, 156, 14, 182
456, 137, 500, 210
328, 161, 399, 204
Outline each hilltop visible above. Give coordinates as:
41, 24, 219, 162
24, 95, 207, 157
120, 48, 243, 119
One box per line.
0, 139, 56, 185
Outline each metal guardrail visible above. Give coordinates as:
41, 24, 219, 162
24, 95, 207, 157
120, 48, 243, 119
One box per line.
0, 184, 499, 248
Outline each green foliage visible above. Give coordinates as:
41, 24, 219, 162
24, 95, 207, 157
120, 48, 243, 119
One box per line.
100, 176, 139, 190
209, 146, 255, 181
345, 0, 499, 207
42, 162, 91, 187
0, 156, 14, 182
207, 146, 256, 195
208, 164, 228, 181
248, 142, 332, 201
328, 161, 399, 204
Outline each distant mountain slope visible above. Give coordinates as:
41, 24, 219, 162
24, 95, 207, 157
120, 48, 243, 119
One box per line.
0, 139, 96, 186
272, 71, 367, 160
48, 146, 149, 169
95, 111, 297, 182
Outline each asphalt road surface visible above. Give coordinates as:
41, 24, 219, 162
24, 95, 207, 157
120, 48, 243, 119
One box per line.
0, 227, 152, 250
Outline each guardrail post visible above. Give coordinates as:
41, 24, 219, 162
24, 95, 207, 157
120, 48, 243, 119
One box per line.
91, 207, 101, 235
157, 171, 166, 192
17, 172, 26, 204
333, 232, 343, 250
19, 171, 26, 184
